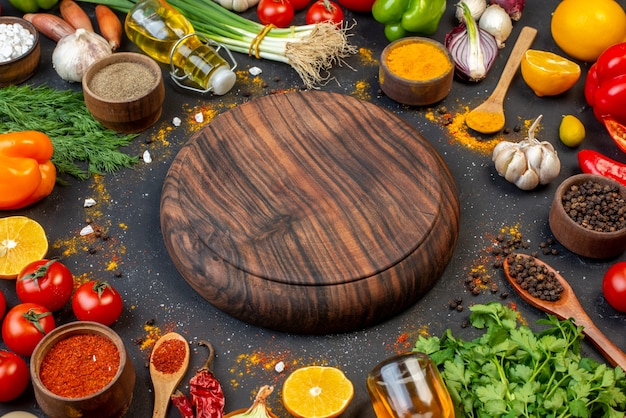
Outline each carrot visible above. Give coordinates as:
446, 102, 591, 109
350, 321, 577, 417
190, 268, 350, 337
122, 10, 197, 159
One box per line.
95, 5, 122, 51
59, 0, 94, 31
23, 13, 75, 42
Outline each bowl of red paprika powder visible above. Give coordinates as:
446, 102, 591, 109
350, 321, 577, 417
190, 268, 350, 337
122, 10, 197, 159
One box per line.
30, 321, 136, 418
549, 173, 626, 259
379, 37, 454, 106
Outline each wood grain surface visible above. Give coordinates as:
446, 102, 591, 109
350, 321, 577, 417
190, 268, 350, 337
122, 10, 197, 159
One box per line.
160, 91, 460, 334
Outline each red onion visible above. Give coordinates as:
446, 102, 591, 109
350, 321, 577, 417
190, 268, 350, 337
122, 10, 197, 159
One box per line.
445, 2, 499, 82
489, 0, 524, 21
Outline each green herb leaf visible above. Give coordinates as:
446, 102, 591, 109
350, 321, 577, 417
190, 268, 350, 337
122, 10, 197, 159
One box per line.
414, 302, 626, 417
0, 85, 138, 180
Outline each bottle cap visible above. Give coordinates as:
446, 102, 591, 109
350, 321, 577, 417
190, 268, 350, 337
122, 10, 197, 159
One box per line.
210, 66, 236, 95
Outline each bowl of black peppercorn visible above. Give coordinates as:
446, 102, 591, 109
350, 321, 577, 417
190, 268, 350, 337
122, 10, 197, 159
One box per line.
549, 173, 626, 259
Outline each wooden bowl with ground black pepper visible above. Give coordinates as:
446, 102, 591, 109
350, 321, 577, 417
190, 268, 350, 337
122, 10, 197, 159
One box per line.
82, 52, 165, 133
0, 17, 41, 87
30, 321, 136, 418
549, 173, 626, 259
379, 37, 454, 106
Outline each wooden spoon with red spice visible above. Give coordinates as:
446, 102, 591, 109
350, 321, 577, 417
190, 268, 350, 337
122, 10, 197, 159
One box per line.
150, 332, 190, 418
503, 253, 626, 371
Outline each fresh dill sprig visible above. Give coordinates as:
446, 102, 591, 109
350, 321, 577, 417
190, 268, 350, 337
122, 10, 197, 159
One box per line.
0, 84, 139, 180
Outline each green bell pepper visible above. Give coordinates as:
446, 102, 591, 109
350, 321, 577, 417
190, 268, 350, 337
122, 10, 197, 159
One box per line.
9, 0, 58, 13
372, 0, 446, 41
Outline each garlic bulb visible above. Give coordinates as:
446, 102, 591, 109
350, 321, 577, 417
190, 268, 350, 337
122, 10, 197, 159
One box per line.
479, 4, 513, 48
52, 29, 112, 82
455, 0, 487, 21
492, 115, 560, 190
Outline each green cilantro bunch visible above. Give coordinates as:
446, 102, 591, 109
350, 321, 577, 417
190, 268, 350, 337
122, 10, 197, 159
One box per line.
414, 303, 626, 417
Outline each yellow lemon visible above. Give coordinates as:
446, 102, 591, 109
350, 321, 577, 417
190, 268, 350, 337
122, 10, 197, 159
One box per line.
520, 50, 581, 97
0, 216, 48, 279
282, 366, 354, 418
559, 115, 586, 147
551, 0, 626, 62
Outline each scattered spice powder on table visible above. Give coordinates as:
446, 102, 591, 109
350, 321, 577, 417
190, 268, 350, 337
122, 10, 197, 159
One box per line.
152, 339, 186, 374
40, 334, 120, 398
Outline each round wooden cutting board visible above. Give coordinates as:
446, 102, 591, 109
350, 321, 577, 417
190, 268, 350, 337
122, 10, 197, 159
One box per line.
160, 91, 459, 334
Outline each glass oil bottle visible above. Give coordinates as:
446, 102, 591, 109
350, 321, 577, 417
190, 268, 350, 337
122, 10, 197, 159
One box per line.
124, 0, 237, 95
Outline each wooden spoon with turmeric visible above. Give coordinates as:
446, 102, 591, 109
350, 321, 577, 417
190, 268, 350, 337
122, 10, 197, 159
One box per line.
465, 26, 537, 134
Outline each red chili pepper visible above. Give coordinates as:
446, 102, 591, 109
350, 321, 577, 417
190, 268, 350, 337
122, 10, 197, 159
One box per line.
578, 149, 626, 187
190, 341, 225, 418
170, 341, 225, 418
171, 390, 194, 418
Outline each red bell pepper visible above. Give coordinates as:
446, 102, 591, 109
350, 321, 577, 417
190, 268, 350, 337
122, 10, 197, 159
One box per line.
584, 42, 626, 153
578, 149, 626, 187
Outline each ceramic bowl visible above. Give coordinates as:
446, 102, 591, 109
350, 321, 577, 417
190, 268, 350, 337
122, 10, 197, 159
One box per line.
0, 17, 41, 87
549, 173, 626, 259
82, 52, 165, 133
30, 321, 136, 418
379, 37, 454, 106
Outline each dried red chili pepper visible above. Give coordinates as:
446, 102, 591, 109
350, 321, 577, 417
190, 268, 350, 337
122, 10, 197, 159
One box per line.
191, 341, 225, 418
172, 390, 194, 418
170, 340, 225, 418
578, 149, 626, 187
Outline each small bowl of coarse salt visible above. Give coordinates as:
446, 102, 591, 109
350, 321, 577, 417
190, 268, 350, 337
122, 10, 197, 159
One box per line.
0, 16, 40, 87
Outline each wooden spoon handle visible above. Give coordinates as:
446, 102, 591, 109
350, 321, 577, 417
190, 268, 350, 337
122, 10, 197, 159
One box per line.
152, 385, 171, 418
574, 311, 626, 371
488, 26, 537, 106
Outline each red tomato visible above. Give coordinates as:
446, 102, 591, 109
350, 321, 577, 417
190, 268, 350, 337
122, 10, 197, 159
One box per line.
306, 0, 344, 26
335, 0, 374, 12
603, 261, 626, 313
257, 0, 294, 28
0, 289, 5, 320
16, 259, 74, 311
288, 0, 311, 10
2, 303, 55, 357
0, 350, 30, 402
72, 281, 123, 326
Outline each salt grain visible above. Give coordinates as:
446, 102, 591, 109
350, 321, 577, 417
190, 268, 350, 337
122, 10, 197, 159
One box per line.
274, 361, 285, 373
143, 150, 152, 163
172, 117, 181, 127
84, 198, 97, 207
249, 66, 262, 76
80, 225, 94, 236
194, 112, 204, 123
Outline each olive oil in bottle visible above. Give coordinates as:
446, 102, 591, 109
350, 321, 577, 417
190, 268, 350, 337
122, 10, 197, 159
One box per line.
125, 0, 236, 95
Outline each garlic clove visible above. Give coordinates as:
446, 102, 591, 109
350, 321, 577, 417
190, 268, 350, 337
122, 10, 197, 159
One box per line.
537, 151, 561, 184
502, 150, 527, 183
515, 168, 539, 190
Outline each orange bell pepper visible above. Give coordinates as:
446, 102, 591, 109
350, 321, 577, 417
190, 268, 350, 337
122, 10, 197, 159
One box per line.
0, 131, 56, 210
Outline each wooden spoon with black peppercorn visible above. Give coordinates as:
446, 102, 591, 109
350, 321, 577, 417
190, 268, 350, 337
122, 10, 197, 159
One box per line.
503, 253, 626, 371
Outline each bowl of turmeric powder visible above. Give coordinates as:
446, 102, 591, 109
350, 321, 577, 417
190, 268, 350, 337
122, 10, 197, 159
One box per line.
379, 37, 454, 106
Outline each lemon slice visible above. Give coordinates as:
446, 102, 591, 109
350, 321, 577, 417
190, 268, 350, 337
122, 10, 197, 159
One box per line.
521, 50, 581, 97
282, 366, 354, 418
0, 216, 48, 279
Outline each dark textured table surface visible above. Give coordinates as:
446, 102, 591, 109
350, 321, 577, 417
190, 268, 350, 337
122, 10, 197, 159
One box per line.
1, 0, 625, 416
